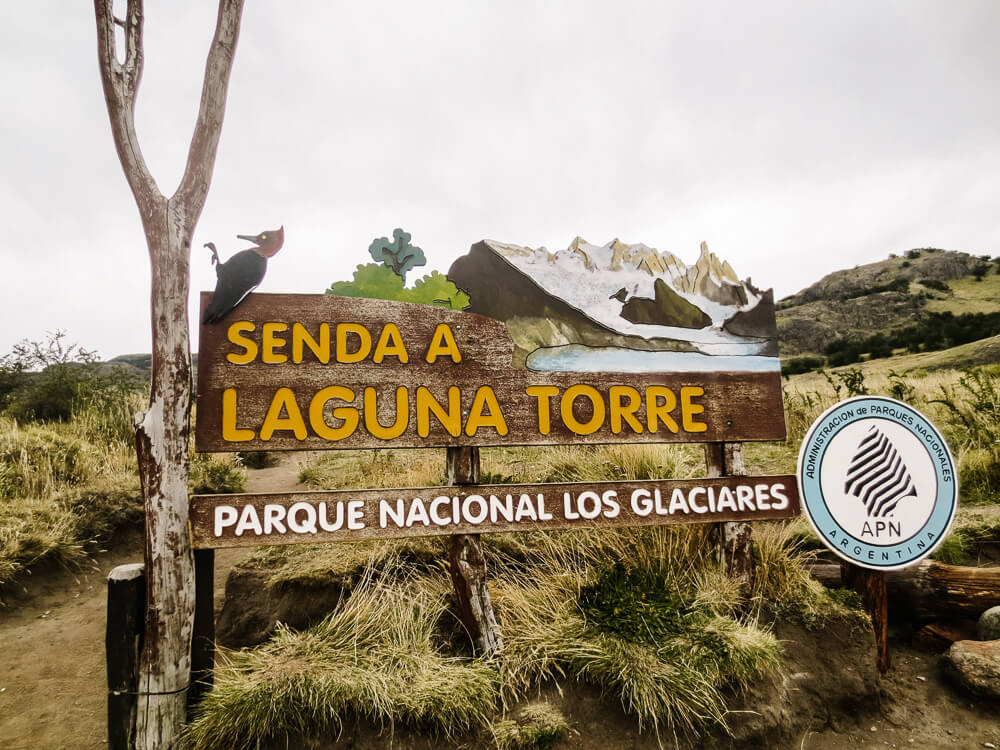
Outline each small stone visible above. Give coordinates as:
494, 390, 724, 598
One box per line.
871, 726, 878, 732
978, 606, 1000, 640
983, 743, 996, 749
916, 676, 927, 682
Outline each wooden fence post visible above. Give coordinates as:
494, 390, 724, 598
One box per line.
107, 563, 145, 750
189, 548, 216, 709
842, 561, 890, 673
704, 442, 754, 591
446, 446, 503, 656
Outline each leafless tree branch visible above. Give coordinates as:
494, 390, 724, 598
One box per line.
94, 0, 158, 211
174, 0, 245, 213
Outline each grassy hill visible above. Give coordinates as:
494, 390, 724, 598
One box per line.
777, 248, 1000, 365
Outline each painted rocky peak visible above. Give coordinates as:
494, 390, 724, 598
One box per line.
447, 238, 778, 366
484, 237, 762, 325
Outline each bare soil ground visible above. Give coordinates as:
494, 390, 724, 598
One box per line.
1, 455, 997, 749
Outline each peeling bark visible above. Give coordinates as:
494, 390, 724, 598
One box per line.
93, 2, 245, 746
446, 447, 503, 657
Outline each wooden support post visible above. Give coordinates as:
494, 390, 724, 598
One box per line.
842, 561, 891, 673
107, 563, 145, 750
446, 446, 503, 657
189, 548, 215, 710
704, 442, 754, 591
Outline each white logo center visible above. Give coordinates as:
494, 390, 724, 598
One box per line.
819, 419, 936, 546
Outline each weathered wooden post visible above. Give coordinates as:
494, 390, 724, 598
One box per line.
189, 548, 216, 707
842, 563, 890, 673
107, 563, 145, 750
447, 446, 504, 656
93, 1, 246, 745
704, 442, 754, 590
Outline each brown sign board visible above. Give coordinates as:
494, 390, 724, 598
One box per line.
195, 292, 786, 451
189, 474, 800, 549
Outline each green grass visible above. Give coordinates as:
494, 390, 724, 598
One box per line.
189, 516, 856, 746
489, 702, 570, 750
0, 394, 247, 587
184, 568, 499, 748
0, 411, 141, 586
925, 273, 1000, 316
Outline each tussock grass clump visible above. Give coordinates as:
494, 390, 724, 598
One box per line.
244, 536, 446, 587
493, 527, 783, 734
184, 570, 498, 749
0, 414, 141, 587
299, 448, 444, 489
0, 420, 103, 498
490, 702, 570, 749
189, 452, 247, 495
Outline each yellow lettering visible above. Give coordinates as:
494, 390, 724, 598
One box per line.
373, 323, 409, 363
260, 388, 307, 441
416, 386, 461, 437
560, 384, 605, 435
525, 385, 559, 434
364, 386, 408, 439
425, 324, 462, 363
221, 388, 254, 441
308, 386, 358, 441
226, 322, 257, 364
337, 323, 372, 363
646, 386, 679, 433
609, 385, 643, 434
465, 386, 508, 436
681, 386, 708, 432
293, 322, 330, 363
262, 322, 288, 363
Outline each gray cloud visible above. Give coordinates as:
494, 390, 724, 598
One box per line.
1, 1, 997, 357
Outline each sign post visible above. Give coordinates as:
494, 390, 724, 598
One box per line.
797, 396, 959, 672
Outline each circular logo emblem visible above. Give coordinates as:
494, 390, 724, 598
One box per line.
797, 396, 957, 570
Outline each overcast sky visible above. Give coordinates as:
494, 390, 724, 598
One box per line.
2, 1, 997, 358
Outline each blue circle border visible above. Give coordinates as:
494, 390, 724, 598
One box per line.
796, 396, 958, 570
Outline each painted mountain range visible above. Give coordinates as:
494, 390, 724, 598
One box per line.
448, 238, 778, 371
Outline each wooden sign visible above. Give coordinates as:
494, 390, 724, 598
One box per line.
196, 291, 785, 451
189, 475, 800, 549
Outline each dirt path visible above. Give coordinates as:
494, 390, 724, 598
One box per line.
0, 454, 306, 750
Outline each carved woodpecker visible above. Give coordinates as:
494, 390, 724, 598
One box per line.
202, 227, 284, 324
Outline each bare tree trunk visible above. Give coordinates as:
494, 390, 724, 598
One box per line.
132, 212, 196, 745
93, 2, 245, 746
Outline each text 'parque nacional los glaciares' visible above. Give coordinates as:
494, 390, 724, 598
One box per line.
190, 476, 800, 548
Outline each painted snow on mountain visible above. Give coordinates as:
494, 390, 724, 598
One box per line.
488, 238, 770, 345
447, 237, 779, 372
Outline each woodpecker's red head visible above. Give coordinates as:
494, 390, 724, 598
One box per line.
237, 226, 284, 258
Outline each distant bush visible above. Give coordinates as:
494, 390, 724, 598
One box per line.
781, 355, 824, 376
917, 278, 949, 292
822, 311, 1000, 364
841, 277, 909, 300
905, 249, 922, 259
1, 332, 145, 424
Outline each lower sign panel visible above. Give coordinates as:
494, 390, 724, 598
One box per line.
190, 475, 800, 549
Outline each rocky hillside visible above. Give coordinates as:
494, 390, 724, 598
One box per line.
777, 248, 996, 357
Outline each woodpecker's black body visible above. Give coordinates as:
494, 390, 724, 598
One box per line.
203, 227, 284, 324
